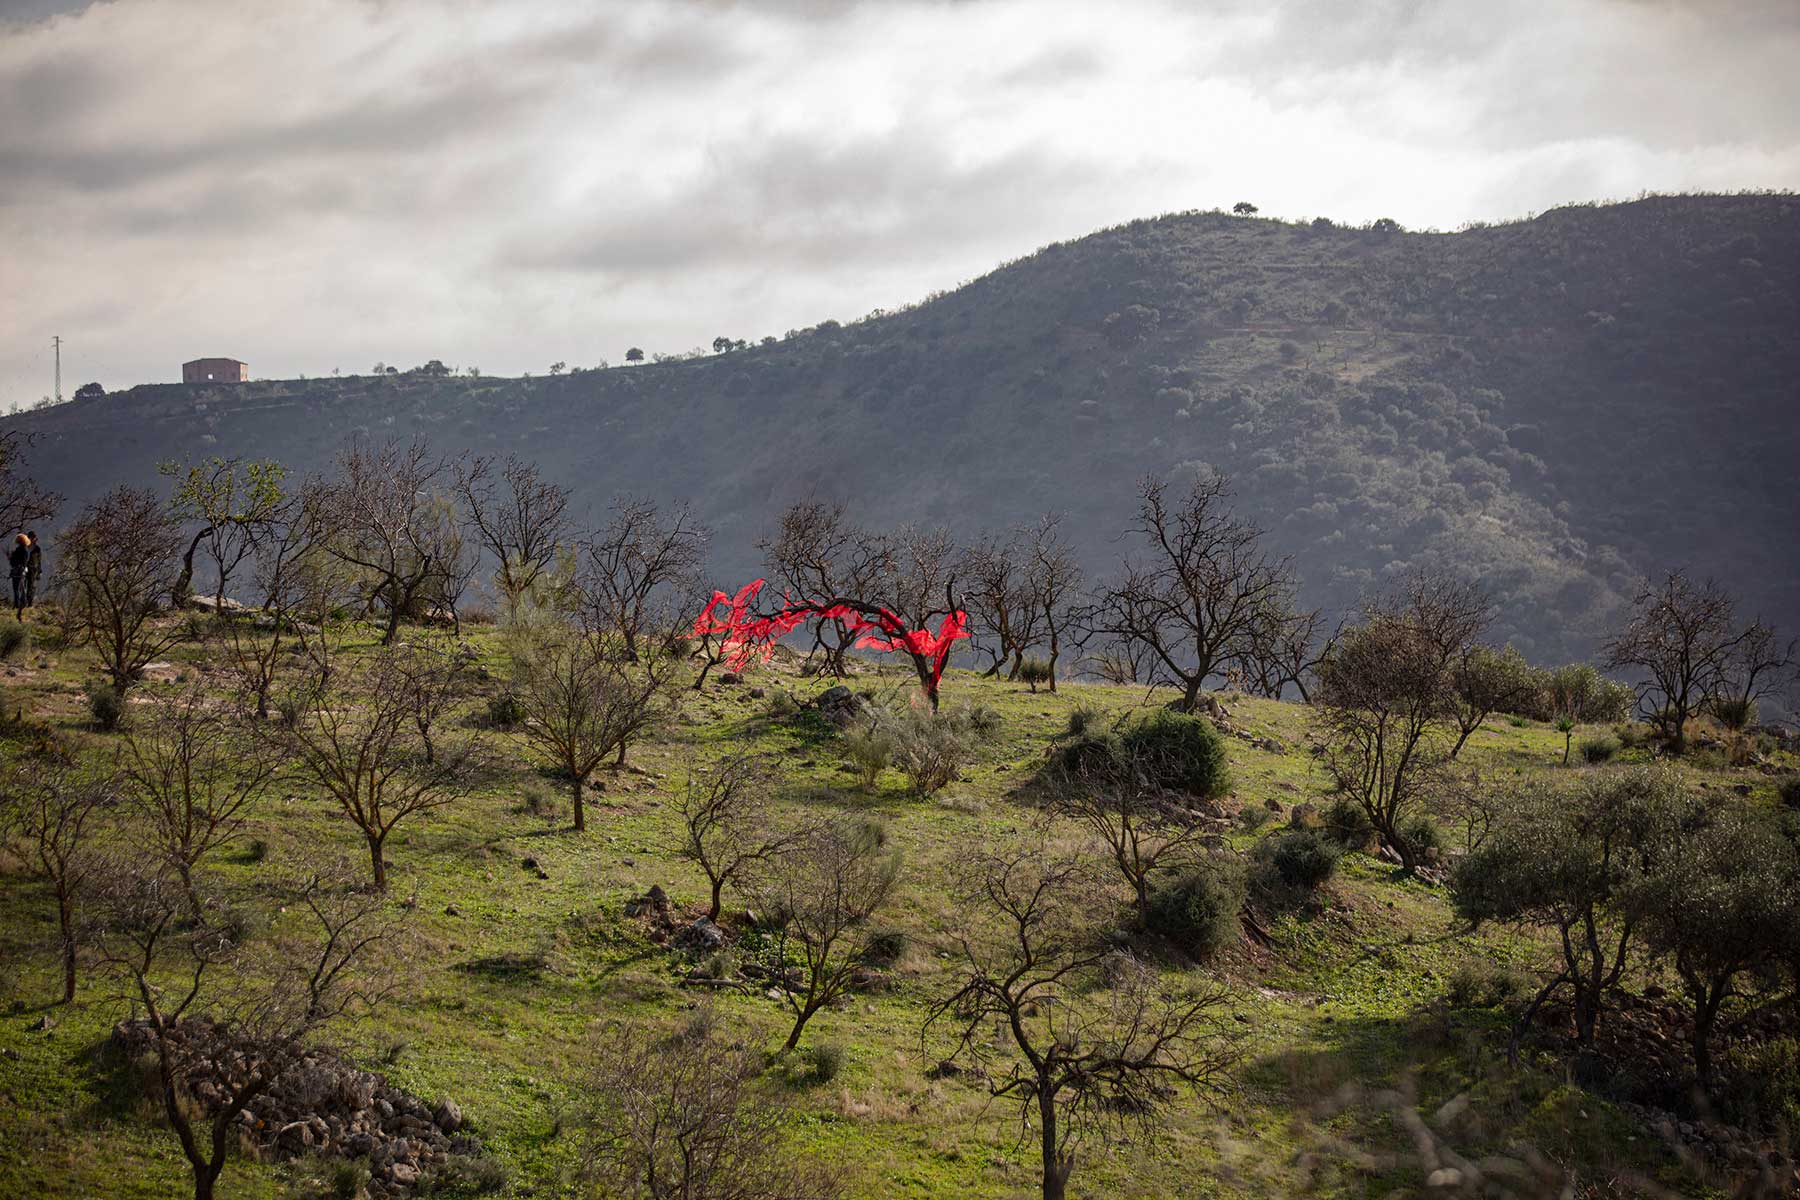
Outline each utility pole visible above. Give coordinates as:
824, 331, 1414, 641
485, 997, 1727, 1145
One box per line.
51, 335, 62, 403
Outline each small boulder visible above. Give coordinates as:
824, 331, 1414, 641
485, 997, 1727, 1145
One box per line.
433, 1098, 463, 1133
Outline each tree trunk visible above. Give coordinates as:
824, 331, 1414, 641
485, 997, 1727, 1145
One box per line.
58, 888, 76, 1003
1039, 1088, 1071, 1200
1449, 722, 1476, 759
173, 527, 208, 607
1045, 629, 1060, 694
381, 602, 403, 647
572, 775, 586, 832
708, 878, 725, 922
1181, 677, 1203, 713
367, 833, 387, 892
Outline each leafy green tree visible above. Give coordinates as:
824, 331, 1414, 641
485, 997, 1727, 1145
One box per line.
158, 457, 288, 608
1449, 644, 1534, 758
1231, 201, 1258, 216
1453, 767, 1692, 1056
73, 381, 105, 401
1632, 810, 1800, 1088
625, 347, 644, 363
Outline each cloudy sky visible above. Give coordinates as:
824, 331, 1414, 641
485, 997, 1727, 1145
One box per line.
3, 0, 1798, 404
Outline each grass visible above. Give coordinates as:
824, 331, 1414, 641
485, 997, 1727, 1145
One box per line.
0, 613, 1789, 1199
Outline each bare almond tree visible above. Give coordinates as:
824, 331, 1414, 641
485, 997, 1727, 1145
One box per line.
750, 819, 899, 1051
1079, 474, 1296, 711
0, 429, 60, 531
389, 634, 469, 765
278, 642, 476, 889
1710, 615, 1795, 730
123, 685, 277, 898
513, 631, 680, 831
577, 1019, 842, 1200
675, 755, 802, 920
1024, 515, 1082, 692
1605, 569, 1748, 753
1047, 739, 1214, 925
1313, 571, 1487, 873
453, 452, 571, 612
158, 456, 288, 609
925, 849, 1235, 1200
962, 529, 1041, 680
87, 856, 403, 1200
1238, 589, 1327, 702
58, 485, 185, 695
758, 500, 887, 678
219, 499, 314, 720
0, 755, 116, 1003
578, 496, 709, 661
309, 437, 453, 645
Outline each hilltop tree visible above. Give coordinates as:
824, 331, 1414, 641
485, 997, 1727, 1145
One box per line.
1232, 201, 1258, 216
1080, 473, 1296, 711
1605, 570, 1746, 752
624, 347, 644, 363
59, 485, 186, 695
452, 453, 572, 612
74, 382, 105, 401
159, 456, 288, 608
926, 849, 1235, 1200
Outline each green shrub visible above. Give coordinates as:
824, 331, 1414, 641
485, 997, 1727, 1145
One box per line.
1779, 776, 1800, 810
786, 1039, 846, 1086
1720, 1037, 1800, 1133
1578, 735, 1620, 764
1054, 731, 1125, 779
1401, 816, 1444, 858
85, 680, 124, 731
859, 926, 908, 969
1616, 723, 1650, 750
957, 702, 1002, 736
1234, 805, 1272, 834
486, 690, 526, 729
763, 689, 799, 720
1323, 796, 1376, 850
418, 1154, 508, 1195
1018, 658, 1052, 691
1506, 715, 1530, 728
888, 709, 970, 794
1711, 697, 1758, 731
1254, 829, 1342, 891
1444, 961, 1529, 1008
842, 721, 895, 787
1143, 856, 1246, 959
1065, 705, 1101, 737
0, 623, 27, 661
1120, 710, 1232, 799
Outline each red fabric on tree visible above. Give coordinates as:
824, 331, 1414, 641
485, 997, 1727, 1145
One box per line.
692, 579, 969, 689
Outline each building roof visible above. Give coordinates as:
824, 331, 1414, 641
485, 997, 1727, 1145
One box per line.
183, 357, 247, 366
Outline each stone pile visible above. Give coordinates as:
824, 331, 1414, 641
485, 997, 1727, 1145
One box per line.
113, 1017, 481, 1195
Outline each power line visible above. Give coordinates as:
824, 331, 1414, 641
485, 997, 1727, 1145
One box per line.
51, 335, 61, 403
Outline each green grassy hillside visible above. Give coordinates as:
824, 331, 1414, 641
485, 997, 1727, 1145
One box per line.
1, 611, 1794, 1199
6, 194, 1798, 664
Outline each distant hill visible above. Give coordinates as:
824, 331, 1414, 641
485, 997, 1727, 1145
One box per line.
7, 194, 1799, 663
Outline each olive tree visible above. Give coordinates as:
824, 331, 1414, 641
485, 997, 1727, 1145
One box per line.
158, 456, 287, 608
1452, 766, 1692, 1057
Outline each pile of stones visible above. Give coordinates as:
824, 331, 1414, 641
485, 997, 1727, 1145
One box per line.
113, 1017, 482, 1194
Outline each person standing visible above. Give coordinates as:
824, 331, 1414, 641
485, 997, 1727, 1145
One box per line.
23, 531, 41, 609
8, 534, 29, 618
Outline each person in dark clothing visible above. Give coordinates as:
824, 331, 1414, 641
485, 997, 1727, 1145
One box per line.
7, 534, 28, 617
23, 531, 41, 608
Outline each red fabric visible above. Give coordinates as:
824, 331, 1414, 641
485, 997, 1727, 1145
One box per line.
692, 579, 969, 688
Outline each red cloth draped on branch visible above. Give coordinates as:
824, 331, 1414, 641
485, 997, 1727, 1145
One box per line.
693, 578, 969, 699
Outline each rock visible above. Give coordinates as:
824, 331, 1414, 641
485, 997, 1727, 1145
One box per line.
719, 671, 743, 685
1732, 782, 1752, 796
520, 855, 540, 871
433, 1099, 463, 1133
625, 884, 672, 923
28, 1014, 56, 1032
1263, 797, 1282, 812
680, 916, 727, 951
748, 687, 765, 699
1289, 803, 1322, 829
1259, 737, 1285, 754
444, 904, 462, 917
387, 1162, 419, 1186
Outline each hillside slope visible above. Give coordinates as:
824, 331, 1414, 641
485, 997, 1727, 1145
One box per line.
8, 194, 1799, 660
